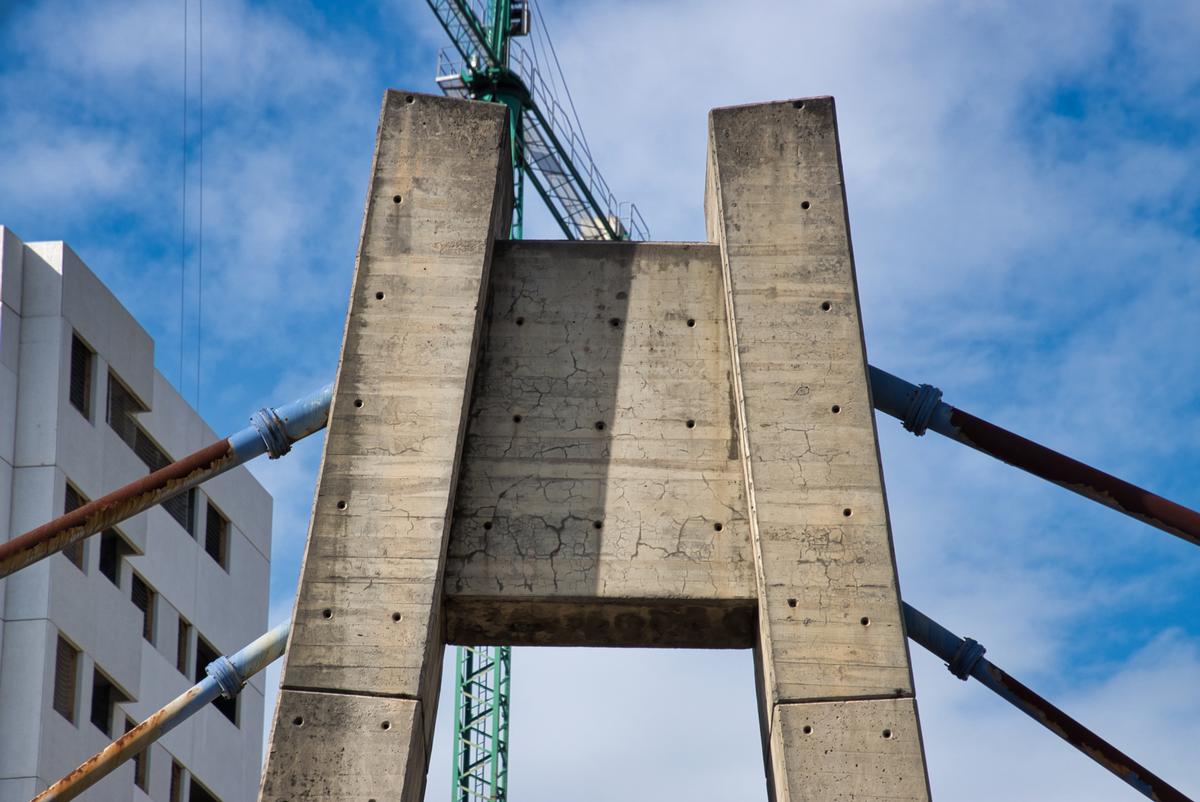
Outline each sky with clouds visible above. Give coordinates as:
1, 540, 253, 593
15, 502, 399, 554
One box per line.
2, 0, 1199, 799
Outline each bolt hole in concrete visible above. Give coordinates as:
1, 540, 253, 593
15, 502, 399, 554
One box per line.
393, 194, 402, 204
336, 500, 347, 510
831, 404, 841, 414
802, 724, 813, 734
609, 317, 621, 327
515, 316, 525, 326
686, 419, 696, 429
860, 616, 870, 626
593, 520, 603, 530
392, 612, 402, 622
405, 95, 414, 103
483, 521, 493, 530
595, 421, 606, 431
800, 200, 810, 210
687, 318, 696, 327
512, 414, 522, 423
787, 598, 797, 608
354, 398, 364, 408
713, 522, 723, 532
842, 508, 852, 517
292, 716, 303, 726
882, 729, 893, 739
820, 301, 832, 311
322, 609, 332, 619
375, 291, 385, 300
381, 721, 391, 730
793, 100, 805, 109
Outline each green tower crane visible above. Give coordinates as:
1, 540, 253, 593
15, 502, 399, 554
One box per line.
423, 3, 648, 801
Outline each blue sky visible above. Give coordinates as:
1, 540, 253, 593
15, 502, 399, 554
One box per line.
2, 1, 1199, 799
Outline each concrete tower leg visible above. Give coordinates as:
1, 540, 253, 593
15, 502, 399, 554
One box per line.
705, 97, 932, 802
258, 91, 512, 802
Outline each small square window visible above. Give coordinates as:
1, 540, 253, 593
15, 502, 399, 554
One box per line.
124, 716, 149, 791
53, 635, 79, 723
98, 529, 133, 587
195, 635, 237, 726
69, 333, 93, 420
205, 501, 229, 571
176, 617, 192, 676
169, 760, 185, 802
62, 483, 87, 571
189, 777, 222, 802
89, 667, 128, 737
131, 574, 156, 644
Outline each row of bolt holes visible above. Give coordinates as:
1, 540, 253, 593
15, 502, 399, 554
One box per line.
800, 724, 894, 739
290, 715, 393, 732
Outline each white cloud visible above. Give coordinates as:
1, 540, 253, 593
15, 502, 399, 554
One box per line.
4, 0, 1198, 799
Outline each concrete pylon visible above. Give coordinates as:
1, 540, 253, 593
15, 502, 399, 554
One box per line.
259, 91, 931, 802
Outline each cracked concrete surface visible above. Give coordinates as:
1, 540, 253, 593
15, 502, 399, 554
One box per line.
444, 241, 756, 646
263, 91, 930, 802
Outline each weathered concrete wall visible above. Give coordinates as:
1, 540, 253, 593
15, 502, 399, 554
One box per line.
258, 90, 512, 802
264, 90, 929, 802
444, 240, 756, 647
705, 96, 931, 801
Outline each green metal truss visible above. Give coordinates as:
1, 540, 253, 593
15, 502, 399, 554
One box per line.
450, 645, 511, 802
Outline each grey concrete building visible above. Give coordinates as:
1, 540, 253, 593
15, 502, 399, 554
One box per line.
0, 227, 272, 802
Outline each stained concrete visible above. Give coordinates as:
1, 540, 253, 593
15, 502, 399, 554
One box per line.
706, 96, 931, 800
261, 91, 929, 802
259, 90, 511, 802
443, 240, 756, 647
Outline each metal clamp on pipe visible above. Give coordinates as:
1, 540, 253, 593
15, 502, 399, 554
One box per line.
0, 383, 333, 579
902, 601, 1188, 802
869, 364, 1200, 548
34, 622, 289, 802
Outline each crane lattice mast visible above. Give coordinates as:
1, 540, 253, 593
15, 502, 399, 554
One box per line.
423, 3, 649, 801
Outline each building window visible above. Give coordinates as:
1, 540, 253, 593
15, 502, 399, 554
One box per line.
176, 617, 192, 675
189, 777, 222, 802
98, 529, 132, 587
131, 574, 156, 644
195, 635, 237, 726
107, 372, 197, 534
62, 482, 87, 571
169, 760, 185, 802
89, 667, 128, 737
162, 488, 196, 536
205, 501, 228, 570
53, 635, 79, 723
124, 717, 149, 791
69, 333, 93, 420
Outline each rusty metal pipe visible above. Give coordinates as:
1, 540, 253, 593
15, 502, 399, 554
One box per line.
902, 601, 1190, 801
33, 622, 289, 802
869, 365, 1200, 547
0, 383, 333, 579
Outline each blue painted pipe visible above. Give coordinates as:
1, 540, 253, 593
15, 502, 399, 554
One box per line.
35, 622, 290, 802
902, 602, 1185, 801
0, 384, 334, 578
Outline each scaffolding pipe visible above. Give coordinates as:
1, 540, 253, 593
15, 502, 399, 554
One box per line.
902, 601, 1189, 802
869, 366, 1200, 547
33, 622, 289, 802
0, 384, 333, 579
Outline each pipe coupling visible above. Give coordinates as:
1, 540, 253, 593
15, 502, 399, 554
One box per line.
903, 383, 943, 437
205, 656, 245, 699
948, 636, 987, 680
251, 407, 291, 459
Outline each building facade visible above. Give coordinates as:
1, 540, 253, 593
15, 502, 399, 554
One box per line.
0, 227, 272, 802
